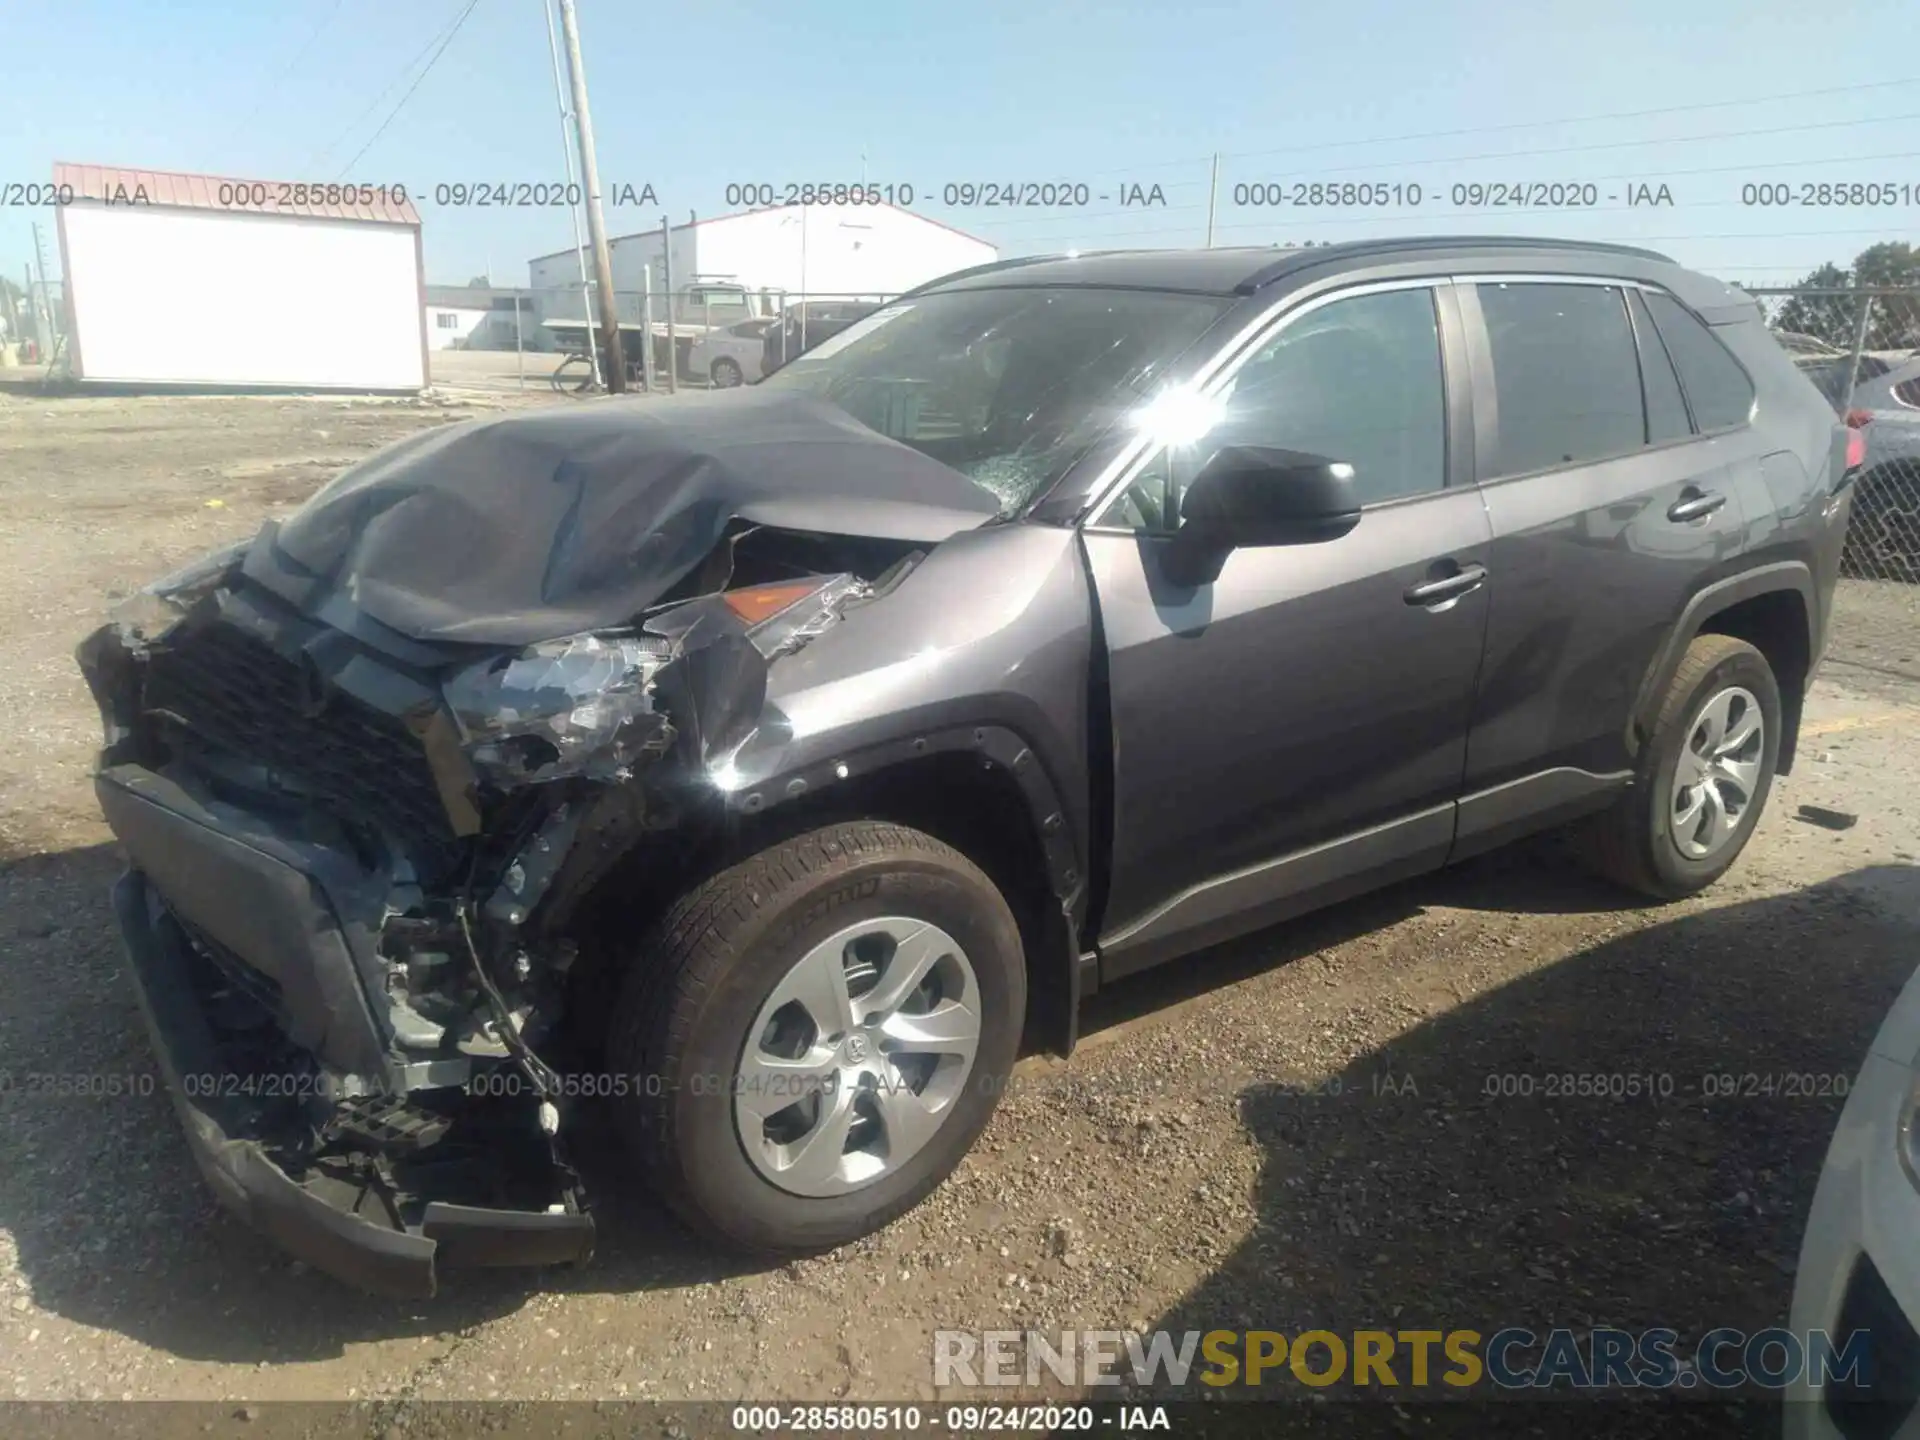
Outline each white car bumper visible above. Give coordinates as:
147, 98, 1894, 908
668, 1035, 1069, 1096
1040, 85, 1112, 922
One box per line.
1787, 963, 1920, 1438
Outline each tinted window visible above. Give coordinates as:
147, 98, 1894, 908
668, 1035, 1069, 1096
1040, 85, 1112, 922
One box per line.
1212, 287, 1448, 506
1627, 289, 1690, 442
1644, 292, 1755, 431
1478, 283, 1645, 476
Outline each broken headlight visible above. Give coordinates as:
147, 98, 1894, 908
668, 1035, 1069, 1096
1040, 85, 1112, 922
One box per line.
444, 633, 676, 785
721, 573, 870, 658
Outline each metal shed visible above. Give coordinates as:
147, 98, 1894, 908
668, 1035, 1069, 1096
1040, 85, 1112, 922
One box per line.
53, 162, 428, 391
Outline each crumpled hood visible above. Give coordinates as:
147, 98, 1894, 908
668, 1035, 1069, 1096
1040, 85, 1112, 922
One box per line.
245, 390, 1001, 646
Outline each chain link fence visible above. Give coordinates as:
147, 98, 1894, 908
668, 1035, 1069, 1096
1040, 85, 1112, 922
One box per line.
1745, 285, 1920, 584
525, 285, 896, 394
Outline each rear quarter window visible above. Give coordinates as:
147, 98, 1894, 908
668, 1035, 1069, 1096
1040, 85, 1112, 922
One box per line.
1644, 292, 1756, 431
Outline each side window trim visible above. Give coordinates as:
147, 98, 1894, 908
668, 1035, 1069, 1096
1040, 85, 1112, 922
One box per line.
1640, 288, 1758, 435
1082, 275, 1464, 529
1456, 274, 1713, 487
1625, 287, 1697, 437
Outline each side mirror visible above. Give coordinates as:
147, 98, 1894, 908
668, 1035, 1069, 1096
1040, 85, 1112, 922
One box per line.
1163, 446, 1362, 585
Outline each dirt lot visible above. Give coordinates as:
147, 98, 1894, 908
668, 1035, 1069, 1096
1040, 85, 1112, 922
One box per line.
0, 389, 1917, 1429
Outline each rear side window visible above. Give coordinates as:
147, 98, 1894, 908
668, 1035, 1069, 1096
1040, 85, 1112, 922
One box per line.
1477, 282, 1646, 476
1643, 292, 1755, 431
1627, 289, 1691, 443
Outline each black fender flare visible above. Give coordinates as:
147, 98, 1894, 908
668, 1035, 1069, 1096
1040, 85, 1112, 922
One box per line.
1627, 559, 1818, 766
720, 722, 1094, 1054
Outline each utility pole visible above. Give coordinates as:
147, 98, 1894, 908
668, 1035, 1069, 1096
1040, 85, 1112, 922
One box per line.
556, 0, 626, 392
1205, 154, 1220, 248
640, 263, 658, 391
29, 223, 53, 356
659, 216, 677, 394
541, 0, 600, 386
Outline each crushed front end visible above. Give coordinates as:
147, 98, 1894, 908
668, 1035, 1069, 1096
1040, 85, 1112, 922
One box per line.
77, 530, 879, 1297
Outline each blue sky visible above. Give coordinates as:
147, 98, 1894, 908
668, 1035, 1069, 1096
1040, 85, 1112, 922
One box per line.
3, 0, 1916, 289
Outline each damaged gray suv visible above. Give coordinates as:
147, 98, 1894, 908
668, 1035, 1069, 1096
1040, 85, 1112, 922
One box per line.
81, 238, 1855, 1295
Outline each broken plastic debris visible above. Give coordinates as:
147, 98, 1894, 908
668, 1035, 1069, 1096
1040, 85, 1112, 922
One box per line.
104, 539, 249, 643
444, 633, 676, 785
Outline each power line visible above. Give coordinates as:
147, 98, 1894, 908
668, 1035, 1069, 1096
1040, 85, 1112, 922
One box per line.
1051, 74, 1920, 183
978, 145, 1920, 246
308, 0, 479, 173
1223, 110, 1920, 184
951, 120, 1920, 237
1212, 75, 1920, 165
245, 0, 347, 127
335, 0, 483, 177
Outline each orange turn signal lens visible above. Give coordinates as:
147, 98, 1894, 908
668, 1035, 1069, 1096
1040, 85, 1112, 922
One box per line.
721, 580, 827, 625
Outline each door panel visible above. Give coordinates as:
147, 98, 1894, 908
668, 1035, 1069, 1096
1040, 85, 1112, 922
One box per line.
1457, 280, 1754, 798
1088, 485, 1492, 973
1461, 444, 1751, 792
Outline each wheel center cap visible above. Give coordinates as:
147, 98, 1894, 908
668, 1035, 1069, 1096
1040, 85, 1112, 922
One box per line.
842, 1032, 870, 1065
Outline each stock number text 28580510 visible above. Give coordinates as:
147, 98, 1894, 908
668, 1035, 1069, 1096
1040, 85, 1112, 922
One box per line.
725, 182, 917, 208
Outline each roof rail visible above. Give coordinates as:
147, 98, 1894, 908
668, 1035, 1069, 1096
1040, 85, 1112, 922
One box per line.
1234, 235, 1677, 294
895, 253, 1066, 302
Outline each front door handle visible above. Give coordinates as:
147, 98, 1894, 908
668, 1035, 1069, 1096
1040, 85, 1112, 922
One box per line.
1667, 489, 1727, 523
1404, 562, 1488, 607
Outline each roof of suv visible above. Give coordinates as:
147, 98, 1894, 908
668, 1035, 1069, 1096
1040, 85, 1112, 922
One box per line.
922, 236, 1680, 298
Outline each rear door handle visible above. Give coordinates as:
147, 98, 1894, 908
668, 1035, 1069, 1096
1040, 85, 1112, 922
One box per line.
1667, 489, 1726, 523
1404, 563, 1488, 607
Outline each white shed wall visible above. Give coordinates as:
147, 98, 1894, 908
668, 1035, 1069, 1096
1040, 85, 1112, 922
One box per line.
61, 205, 424, 389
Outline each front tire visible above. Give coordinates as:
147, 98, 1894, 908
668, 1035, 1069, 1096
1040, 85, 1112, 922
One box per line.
1576, 633, 1781, 899
710, 357, 744, 388
606, 821, 1025, 1254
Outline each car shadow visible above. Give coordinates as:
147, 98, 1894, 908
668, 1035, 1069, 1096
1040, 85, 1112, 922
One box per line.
1075, 833, 1641, 1041
1138, 863, 1920, 1435
6, 833, 1909, 1379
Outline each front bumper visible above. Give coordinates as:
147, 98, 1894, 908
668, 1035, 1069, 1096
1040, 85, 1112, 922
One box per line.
101, 764, 595, 1298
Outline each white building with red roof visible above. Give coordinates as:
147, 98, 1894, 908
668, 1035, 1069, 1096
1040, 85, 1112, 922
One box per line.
53, 162, 428, 391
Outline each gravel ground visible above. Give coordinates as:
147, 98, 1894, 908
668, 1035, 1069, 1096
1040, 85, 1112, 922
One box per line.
0, 389, 1917, 1433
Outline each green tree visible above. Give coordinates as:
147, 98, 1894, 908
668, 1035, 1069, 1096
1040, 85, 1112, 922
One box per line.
1852, 244, 1920, 345
1852, 242, 1920, 288
1774, 262, 1854, 347
1773, 243, 1920, 348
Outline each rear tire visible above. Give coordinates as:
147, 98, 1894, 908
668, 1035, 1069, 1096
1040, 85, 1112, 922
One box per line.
606, 820, 1025, 1254
1575, 633, 1781, 899
710, 357, 744, 388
